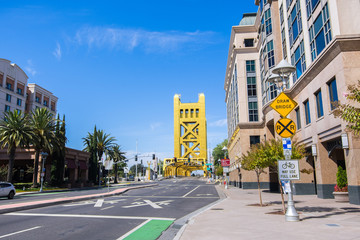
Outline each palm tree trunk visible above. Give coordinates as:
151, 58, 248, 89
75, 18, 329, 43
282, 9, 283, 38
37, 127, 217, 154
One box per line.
114, 163, 118, 184
7, 148, 16, 183
33, 150, 40, 187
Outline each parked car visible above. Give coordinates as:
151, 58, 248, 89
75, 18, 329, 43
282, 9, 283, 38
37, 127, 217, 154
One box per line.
0, 182, 16, 199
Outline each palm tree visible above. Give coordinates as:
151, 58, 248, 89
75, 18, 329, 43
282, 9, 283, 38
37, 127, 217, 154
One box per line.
30, 108, 58, 187
83, 126, 98, 183
83, 127, 116, 184
109, 144, 126, 183
0, 110, 33, 182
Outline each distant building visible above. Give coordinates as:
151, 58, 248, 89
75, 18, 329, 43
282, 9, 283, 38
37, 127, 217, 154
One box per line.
26, 83, 58, 114
225, 0, 360, 204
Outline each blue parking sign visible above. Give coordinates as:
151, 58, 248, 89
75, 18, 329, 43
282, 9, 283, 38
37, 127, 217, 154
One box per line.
282, 138, 292, 150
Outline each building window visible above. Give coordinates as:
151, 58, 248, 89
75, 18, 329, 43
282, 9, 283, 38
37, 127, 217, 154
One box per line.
304, 99, 311, 125
269, 83, 277, 100
286, 0, 294, 10
43, 100, 48, 107
309, 4, 332, 61
35, 96, 40, 103
281, 28, 287, 59
295, 108, 301, 129
247, 77, 257, 97
17, 98, 22, 106
16, 109, 21, 114
315, 90, 324, 118
291, 41, 306, 82
244, 39, 254, 47
288, 0, 302, 47
265, 9, 272, 35
6, 94, 11, 102
306, 0, 320, 18
267, 40, 275, 68
250, 136, 261, 146
248, 102, 258, 122
6, 83, 13, 91
328, 78, 338, 110
17, 88, 23, 95
4, 105, 10, 112
280, 4, 284, 24
246, 60, 256, 73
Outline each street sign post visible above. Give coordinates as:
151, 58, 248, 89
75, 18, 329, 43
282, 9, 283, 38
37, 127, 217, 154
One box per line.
282, 137, 292, 159
270, 92, 298, 117
278, 160, 300, 180
124, 167, 129, 174
221, 159, 230, 167
276, 118, 296, 138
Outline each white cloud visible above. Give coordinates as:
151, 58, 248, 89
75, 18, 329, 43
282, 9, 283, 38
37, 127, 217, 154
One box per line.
72, 26, 215, 53
25, 59, 37, 76
209, 119, 227, 127
150, 122, 162, 131
53, 42, 62, 60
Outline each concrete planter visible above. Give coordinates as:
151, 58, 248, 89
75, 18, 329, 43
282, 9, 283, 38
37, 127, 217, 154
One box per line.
333, 192, 349, 202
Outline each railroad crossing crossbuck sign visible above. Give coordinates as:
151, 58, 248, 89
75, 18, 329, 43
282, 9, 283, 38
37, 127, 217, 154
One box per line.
270, 92, 298, 117
276, 118, 296, 138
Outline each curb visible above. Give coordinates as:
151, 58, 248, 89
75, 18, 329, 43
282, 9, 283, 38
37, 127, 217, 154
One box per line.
158, 185, 227, 240
0, 184, 157, 214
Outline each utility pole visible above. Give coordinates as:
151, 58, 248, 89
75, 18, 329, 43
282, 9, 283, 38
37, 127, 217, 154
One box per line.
135, 140, 138, 181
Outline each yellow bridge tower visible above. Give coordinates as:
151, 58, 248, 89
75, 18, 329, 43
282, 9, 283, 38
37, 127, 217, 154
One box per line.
164, 94, 208, 177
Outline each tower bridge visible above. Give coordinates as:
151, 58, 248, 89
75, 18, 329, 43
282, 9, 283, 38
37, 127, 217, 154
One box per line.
163, 94, 208, 177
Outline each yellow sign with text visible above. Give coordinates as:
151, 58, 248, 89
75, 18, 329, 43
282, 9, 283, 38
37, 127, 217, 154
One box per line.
270, 92, 297, 117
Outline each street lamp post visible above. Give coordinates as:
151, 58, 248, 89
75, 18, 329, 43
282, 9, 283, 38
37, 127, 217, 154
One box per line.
268, 59, 299, 222
39, 152, 48, 192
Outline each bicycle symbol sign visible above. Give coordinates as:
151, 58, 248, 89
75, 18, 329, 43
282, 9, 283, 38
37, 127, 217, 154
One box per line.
278, 160, 300, 180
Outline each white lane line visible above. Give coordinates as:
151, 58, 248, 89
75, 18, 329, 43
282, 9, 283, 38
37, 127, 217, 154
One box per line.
116, 219, 151, 240
101, 206, 114, 211
182, 185, 200, 197
143, 200, 162, 209
0, 226, 41, 239
94, 199, 104, 207
5, 213, 175, 221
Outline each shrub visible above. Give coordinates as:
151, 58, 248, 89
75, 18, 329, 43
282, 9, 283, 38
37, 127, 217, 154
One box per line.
334, 166, 348, 192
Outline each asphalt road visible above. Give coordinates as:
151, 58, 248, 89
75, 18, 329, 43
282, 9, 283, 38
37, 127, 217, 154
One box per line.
0, 178, 220, 240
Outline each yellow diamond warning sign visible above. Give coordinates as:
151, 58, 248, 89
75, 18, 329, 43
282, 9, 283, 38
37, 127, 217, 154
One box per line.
276, 118, 296, 138
270, 92, 298, 117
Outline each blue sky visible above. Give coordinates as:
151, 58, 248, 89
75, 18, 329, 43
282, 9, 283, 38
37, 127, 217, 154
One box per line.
0, 1, 258, 166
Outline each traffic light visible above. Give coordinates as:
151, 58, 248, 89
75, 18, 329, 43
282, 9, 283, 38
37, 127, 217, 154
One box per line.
152, 154, 155, 160
141, 160, 143, 165
202, 162, 204, 166
174, 157, 177, 163
135, 155, 138, 161
188, 157, 190, 163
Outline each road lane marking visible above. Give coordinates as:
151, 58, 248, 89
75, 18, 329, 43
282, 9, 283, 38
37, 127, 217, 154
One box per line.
117, 219, 151, 240
63, 199, 126, 207
101, 206, 114, 211
182, 185, 200, 197
114, 195, 218, 199
0, 226, 41, 239
5, 213, 175, 221
122, 200, 173, 209
94, 199, 104, 207
143, 200, 162, 209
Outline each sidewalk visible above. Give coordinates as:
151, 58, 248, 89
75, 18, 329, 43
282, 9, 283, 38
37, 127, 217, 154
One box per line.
178, 185, 360, 240
0, 183, 154, 214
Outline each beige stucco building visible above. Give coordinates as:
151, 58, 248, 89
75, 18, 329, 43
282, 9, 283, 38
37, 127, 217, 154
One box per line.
225, 0, 360, 204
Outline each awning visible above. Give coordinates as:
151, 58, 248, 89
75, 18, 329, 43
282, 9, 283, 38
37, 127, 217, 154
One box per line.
66, 159, 76, 169
79, 161, 87, 170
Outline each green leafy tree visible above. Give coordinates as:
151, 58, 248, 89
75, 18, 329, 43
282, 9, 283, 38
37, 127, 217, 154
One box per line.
240, 139, 306, 207
30, 108, 58, 187
0, 110, 33, 182
335, 166, 348, 192
212, 139, 228, 166
334, 81, 360, 135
